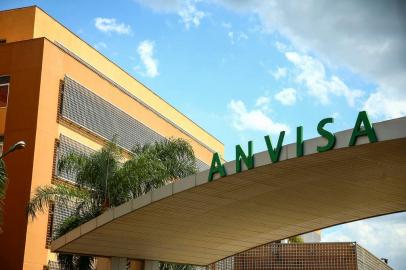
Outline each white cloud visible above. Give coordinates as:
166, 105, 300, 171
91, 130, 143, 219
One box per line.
322, 213, 406, 270
255, 96, 270, 107
136, 0, 205, 29
178, 1, 206, 29
255, 96, 270, 111
274, 88, 296, 106
93, 42, 107, 50
135, 0, 183, 12
94, 17, 132, 35
228, 99, 289, 135
285, 51, 363, 106
272, 67, 287, 80
228, 31, 248, 44
274, 41, 288, 52
137, 40, 159, 78
364, 90, 406, 119
214, 0, 406, 118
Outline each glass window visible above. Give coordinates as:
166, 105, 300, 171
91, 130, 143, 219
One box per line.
0, 84, 9, 107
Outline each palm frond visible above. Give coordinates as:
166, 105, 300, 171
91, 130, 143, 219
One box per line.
27, 183, 91, 219
58, 152, 88, 175
146, 138, 198, 179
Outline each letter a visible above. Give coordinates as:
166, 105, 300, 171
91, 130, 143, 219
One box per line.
208, 152, 226, 182
349, 111, 378, 146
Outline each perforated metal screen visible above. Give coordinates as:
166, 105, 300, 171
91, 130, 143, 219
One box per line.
208, 242, 392, 270
60, 77, 209, 172
56, 135, 95, 182
62, 76, 168, 151
52, 200, 77, 240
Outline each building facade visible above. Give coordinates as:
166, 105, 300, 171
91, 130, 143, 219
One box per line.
209, 242, 393, 270
0, 6, 223, 270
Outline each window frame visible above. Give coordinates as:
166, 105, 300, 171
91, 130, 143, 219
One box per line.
0, 83, 9, 108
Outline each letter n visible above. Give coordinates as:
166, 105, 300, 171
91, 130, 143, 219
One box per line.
236, 141, 254, 173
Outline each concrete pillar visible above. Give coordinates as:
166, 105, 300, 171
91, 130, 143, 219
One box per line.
111, 257, 128, 270
144, 260, 160, 270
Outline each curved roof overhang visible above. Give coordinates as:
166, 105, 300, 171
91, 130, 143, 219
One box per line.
51, 116, 406, 265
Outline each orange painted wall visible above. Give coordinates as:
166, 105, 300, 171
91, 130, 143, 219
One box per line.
0, 108, 6, 134
0, 6, 223, 270
0, 37, 217, 270
0, 39, 45, 270
0, 7, 35, 43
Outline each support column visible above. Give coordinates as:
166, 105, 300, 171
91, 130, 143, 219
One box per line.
111, 257, 128, 270
144, 260, 160, 270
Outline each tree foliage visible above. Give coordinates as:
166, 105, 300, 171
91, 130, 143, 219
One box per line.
288, 235, 304, 243
27, 138, 198, 270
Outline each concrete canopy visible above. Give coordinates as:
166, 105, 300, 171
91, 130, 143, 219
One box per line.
51, 117, 406, 265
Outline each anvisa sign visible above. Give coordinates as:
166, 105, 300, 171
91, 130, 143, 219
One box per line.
208, 111, 378, 181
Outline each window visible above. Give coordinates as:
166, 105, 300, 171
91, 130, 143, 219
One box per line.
0, 76, 10, 108
0, 84, 9, 107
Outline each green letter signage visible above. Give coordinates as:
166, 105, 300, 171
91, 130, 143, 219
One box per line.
206, 111, 377, 181
349, 111, 378, 146
236, 141, 254, 173
265, 131, 285, 163
208, 152, 226, 182
317, 117, 336, 152
297, 126, 304, 157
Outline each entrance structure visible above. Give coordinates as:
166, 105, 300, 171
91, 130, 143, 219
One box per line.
52, 116, 406, 266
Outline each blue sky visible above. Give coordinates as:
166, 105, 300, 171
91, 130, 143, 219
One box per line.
2, 0, 405, 268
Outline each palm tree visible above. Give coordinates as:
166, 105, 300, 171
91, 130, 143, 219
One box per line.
27, 138, 198, 270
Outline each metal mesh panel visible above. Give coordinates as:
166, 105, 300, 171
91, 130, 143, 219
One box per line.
60, 77, 209, 172
196, 158, 209, 172
61, 76, 164, 151
48, 260, 60, 270
209, 242, 360, 270
356, 244, 393, 270
56, 135, 95, 182
52, 200, 77, 240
